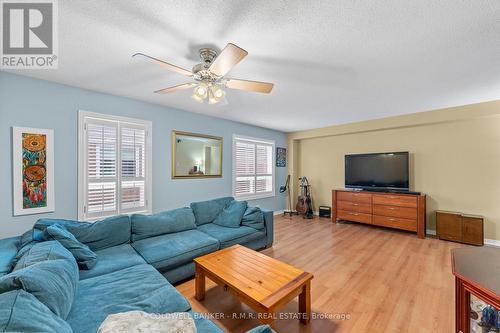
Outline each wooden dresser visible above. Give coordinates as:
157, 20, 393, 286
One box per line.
332, 189, 427, 238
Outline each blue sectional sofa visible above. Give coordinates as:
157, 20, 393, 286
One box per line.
0, 197, 274, 333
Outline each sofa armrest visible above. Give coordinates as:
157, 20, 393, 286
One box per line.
260, 209, 274, 248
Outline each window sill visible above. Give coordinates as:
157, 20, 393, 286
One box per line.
235, 193, 276, 201
81, 208, 151, 222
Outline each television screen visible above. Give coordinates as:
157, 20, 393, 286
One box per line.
345, 152, 409, 191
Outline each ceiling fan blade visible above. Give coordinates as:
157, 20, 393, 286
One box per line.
133, 53, 193, 77
154, 83, 197, 94
209, 43, 248, 77
226, 78, 274, 93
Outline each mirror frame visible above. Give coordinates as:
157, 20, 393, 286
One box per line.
171, 130, 223, 179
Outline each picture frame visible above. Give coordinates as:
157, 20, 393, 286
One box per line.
12, 127, 55, 216
171, 131, 223, 179
276, 147, 287, 167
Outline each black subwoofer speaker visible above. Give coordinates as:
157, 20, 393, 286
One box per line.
319, 206, 331, 218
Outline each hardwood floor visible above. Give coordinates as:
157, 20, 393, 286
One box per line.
176, 215, 467, 333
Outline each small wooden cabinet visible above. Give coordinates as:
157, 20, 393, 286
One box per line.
332, 189, 426, 238
436, 211, 483, 246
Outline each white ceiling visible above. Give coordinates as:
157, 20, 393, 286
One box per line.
5, 0, 500, 132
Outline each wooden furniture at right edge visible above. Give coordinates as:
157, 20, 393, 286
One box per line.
452, 247, 500, 333
332, 189, 427, 238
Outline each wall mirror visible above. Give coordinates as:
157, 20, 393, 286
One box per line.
172, 131, 223, 179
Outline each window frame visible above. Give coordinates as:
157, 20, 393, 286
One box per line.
78, 110, 152, 221
232, 134, 275, 201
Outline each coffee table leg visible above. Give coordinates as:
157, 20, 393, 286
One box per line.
195, 264, 205, 301
299, 281, 311, 324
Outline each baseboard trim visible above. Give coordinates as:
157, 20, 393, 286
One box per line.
485, 238, 500, 247
426, 229, 499, 247
273, 210, 284, 216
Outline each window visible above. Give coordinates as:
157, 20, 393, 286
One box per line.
233, 135, 275, 200
78, 111, 152, 220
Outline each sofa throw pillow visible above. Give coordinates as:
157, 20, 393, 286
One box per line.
0, 242, 79, 319
213, 200, 248, 228
131, 207, 197, 241
43, 224, 98, 270
190, 196, 234, 225
241, 206, 266, 231
35, 215, 131, 251
0, 290, 73, 333
13, 240, 75, 271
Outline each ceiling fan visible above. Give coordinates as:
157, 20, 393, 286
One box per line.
133, 43, 274, 105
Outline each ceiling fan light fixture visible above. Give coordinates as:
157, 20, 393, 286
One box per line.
208, 85, 225, 104
208, 88, 218, 105
194, 83, 208, 99
213, 86, 224, 99
208, 96, 218, 105
192, 93, 204, 103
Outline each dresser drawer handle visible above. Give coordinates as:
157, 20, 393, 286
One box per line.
349, 212, 359, 216
388, 218, 396, 221
388, 207, 398, 210
352, 203, 359, 206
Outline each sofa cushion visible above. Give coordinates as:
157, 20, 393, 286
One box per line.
197, 223, 266, 248
0, 241, 79, 319
67, 264, 191, 333
0, 236, 20, 277
43, 224, 98, 270
0, 290, 73, 333
131, 207, 197, 241
79, 243, 146, 280
190, 197, 234, 225
35, 215, 131, 251
213, 200, 247, 228
241, 206, 266, 231
132, 230, 219, 271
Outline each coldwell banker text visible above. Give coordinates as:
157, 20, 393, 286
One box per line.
1, 0, 58, 69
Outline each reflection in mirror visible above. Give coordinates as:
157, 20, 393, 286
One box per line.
172, 131, 222, 178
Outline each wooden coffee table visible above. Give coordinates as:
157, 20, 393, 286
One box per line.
194, 244, 313, 326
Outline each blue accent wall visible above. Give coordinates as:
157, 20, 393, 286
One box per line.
0, 72, 287, 238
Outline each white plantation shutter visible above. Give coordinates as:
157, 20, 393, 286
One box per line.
233, 136, 275, 199
85, 121, 118, 217
79, 112, 152, 221
120, 126, 147, 212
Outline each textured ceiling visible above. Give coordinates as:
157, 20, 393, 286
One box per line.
4, 0, 500, 132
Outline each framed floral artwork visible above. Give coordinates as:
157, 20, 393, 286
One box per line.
12, 127, 55, 216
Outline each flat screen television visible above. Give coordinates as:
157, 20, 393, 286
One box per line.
345, 152, 409, 191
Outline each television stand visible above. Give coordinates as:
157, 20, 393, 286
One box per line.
332, 189, 426, 238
